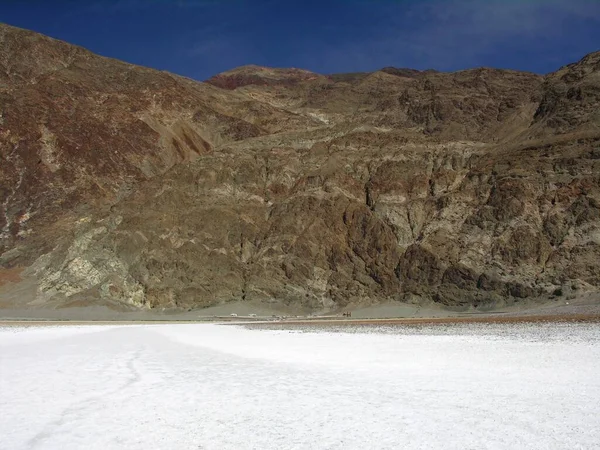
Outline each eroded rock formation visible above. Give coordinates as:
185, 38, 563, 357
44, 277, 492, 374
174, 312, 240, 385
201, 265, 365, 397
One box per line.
1, 23, 599, 311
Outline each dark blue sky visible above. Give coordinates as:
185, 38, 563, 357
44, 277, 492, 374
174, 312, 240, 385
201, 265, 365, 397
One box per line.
2, 0, 599, 80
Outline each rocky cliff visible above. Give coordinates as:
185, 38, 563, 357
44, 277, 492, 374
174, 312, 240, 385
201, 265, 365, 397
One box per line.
1, 23, 599, 312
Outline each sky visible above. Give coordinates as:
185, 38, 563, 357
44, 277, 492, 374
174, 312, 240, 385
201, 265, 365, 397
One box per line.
1, 0, 599, 80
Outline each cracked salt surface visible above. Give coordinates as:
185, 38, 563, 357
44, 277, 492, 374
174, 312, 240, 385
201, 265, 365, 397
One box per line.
1, 323, 599, 450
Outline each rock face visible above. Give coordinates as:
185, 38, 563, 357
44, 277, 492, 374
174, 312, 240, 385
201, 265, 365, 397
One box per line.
1, 23, 599, 312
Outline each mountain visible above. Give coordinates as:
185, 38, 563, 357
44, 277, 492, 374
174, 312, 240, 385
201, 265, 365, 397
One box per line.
1, 23, 599, 312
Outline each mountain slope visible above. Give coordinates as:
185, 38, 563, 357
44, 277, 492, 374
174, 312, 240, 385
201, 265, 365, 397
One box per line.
1, 23, 599, 312
0, 23, 320, 261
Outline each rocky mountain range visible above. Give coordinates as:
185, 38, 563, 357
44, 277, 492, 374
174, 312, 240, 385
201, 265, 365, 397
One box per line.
1, 23, 599, 312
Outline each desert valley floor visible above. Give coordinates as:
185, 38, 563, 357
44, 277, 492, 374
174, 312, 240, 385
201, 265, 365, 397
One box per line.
1, 323, 599, 450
